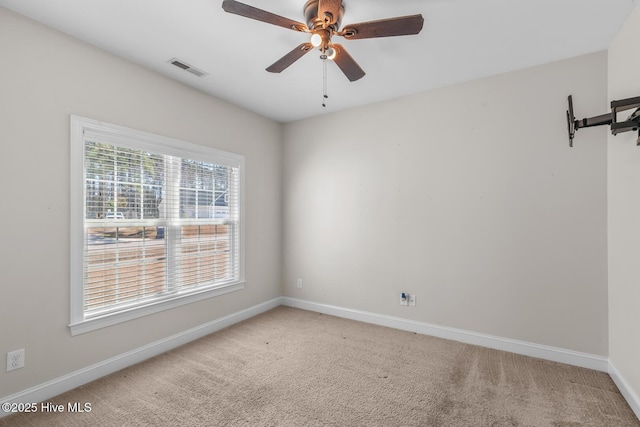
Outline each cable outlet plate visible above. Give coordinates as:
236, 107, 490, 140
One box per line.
7, 349, 25, 372
409, 295, 416, 307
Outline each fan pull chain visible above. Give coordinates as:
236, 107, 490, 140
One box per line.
322, 56, 328, 108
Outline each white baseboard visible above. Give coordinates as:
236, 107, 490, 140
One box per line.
281, 297, 609, 372
609, 361, 640, 420
4, 296, 637, 422
0, 297, 281, 418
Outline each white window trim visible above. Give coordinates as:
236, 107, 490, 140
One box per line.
70, 115, 245, 336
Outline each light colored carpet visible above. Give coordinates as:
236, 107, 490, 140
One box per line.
1, 306, 638, 426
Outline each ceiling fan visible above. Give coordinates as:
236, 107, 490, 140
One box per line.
221, 0, 424, 82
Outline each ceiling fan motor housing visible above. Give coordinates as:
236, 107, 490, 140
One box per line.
304, 0, 344, 31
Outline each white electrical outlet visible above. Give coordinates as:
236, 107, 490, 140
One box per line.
296, 278, 303, 289
409, 294, 416, 307
7, 349, 25, 372
400, 292, 408, 306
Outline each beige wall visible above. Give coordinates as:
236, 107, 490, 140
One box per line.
283, 52, 609, 355
608, 2, 640, 407
0, 7, 282, 397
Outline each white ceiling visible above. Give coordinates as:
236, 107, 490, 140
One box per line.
0, 0, 637, 123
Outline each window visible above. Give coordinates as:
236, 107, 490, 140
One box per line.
70, 116, 244, 335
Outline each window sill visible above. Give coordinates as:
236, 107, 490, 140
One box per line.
69, 281, 245, 336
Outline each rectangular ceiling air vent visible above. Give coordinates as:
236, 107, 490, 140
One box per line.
168, 58, 208, 78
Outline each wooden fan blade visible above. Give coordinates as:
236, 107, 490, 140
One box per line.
266, 43, 314, 73
318, 0, 342, 25
341, 14, 424, 39
332, 44, 365, 82
222, 0, 307, 32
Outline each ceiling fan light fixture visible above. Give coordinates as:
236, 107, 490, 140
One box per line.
326, 47, 336, 60
310, 33, 323, 47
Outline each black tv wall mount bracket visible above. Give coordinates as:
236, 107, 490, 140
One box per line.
566, 95, 640, 147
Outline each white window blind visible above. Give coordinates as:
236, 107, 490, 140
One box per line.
70, 116, 244, 335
